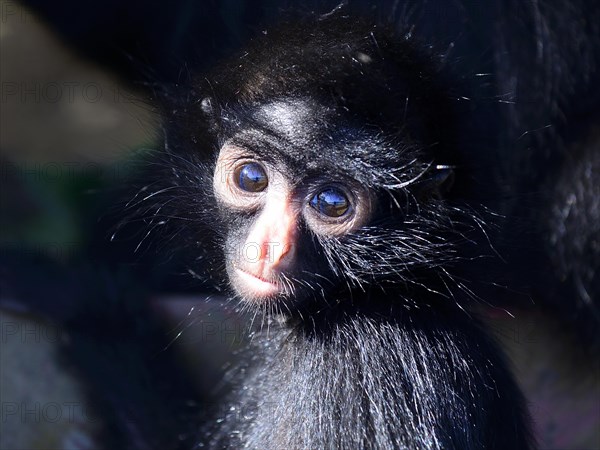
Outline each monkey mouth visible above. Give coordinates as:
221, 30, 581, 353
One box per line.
234, 268, 281, 298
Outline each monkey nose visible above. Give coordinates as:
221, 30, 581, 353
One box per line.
242, 200, 297, 277
264, 237, 295, 268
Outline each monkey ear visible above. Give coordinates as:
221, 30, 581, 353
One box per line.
200, 97, 215, 116
200, 96, 222, 132
412, 165, 455, 199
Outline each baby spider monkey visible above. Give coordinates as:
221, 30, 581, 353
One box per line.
155, 14, 532, 449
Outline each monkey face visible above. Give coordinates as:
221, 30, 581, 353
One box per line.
212, 140, 373, 306
165, 18, 466, 312
203, 94, 460, 311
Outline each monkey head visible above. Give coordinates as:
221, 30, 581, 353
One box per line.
161, 16, 463, 313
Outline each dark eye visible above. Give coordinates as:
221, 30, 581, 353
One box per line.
310, 188, 350, 218
236, 162, 268, 192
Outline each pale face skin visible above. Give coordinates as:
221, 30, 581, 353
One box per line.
213, 143, 372, 303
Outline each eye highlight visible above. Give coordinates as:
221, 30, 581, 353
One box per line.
310, 188, 350, 218
236, 162, 268, 192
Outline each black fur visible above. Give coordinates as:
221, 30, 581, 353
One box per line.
3, 1, 599, 449
489, 0, 600, 349
200, 305, 530, 449
149, 15, 533, 449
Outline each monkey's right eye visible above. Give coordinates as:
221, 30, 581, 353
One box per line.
235, 163, 268, 192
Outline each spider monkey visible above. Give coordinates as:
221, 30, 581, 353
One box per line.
150, 3, 598, 446
154, 15, 534, 449
2, 1, 599, 449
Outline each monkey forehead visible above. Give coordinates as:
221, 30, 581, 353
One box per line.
223, 99, 422, 187
254, 99, 325, 141
248, 97, 346, 151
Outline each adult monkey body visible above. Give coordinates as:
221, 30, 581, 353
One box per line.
159, 16, 534, 449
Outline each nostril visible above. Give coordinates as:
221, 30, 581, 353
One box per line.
269, 241, 295, 268
279, 242, 295, 261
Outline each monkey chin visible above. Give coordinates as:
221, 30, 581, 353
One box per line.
231, 268, 282, 304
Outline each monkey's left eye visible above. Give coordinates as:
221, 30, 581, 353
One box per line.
235, 162, 268, 192
310, 188, 350, 218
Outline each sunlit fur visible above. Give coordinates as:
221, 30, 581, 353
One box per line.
123, 14, 533, 450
